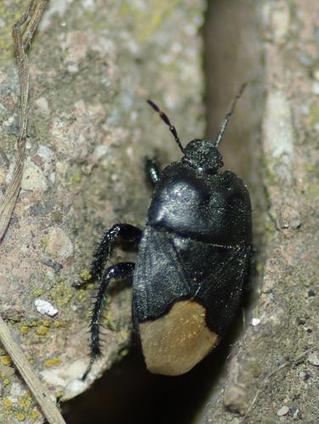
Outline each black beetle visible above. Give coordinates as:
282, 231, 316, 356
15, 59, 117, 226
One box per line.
82, 85, 252, 378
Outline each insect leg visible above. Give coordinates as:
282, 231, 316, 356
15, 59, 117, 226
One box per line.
77, 224, 141, 286
83, 261, 135, 380
144, 156, 161, 186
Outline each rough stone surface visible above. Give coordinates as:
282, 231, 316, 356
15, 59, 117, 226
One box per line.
0, 0, 204, 422
203, 1, 319, 423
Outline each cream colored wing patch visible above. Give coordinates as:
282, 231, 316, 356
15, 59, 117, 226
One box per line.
139, 300, 219, 376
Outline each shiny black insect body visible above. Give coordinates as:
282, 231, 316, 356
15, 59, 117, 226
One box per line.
83, 86, 252, 377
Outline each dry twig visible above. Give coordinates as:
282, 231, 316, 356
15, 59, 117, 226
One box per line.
0, 316, 66, 424
0, 1, 66, 423
0, 0, 48, 242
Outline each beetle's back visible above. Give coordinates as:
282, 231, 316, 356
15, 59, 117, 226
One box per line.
133, 162, 252, 376
133, 226, 251, 375
148, 163, 252, 244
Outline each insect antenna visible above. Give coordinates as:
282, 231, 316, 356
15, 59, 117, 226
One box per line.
147, 99, 185, 154
215, 83, 247, 147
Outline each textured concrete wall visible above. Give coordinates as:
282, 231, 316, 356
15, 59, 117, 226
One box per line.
2, 1, 318, 423
0, 1, 205, 422
203, 1, 319, 423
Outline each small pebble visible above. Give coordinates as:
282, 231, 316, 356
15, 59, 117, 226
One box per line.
34, 299, 58, 317
277, 405, 289, 416
291, 406, 302, 419
308, 352, 319, 366
21, 160, 48, 191
46, 227, 74, 259
10, 383, 25, 399
35, 97, 50, 115
252, 318, 261, 327
92, 145, 109, 161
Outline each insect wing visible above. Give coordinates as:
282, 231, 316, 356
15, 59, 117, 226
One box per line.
134, 227, 251, 336
133, 226, 191, 323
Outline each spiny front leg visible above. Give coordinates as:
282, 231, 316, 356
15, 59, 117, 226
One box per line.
87, 223, 141, 285
83, 261, 135, 380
